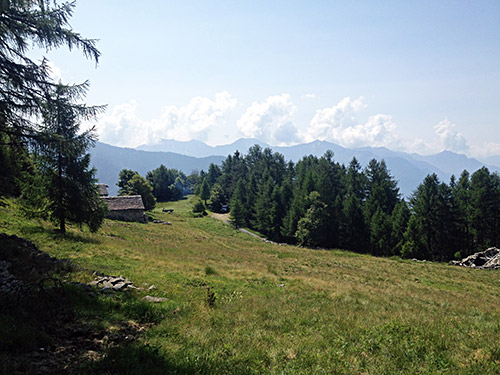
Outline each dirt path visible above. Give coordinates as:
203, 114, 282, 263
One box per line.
209, 213, 269, 241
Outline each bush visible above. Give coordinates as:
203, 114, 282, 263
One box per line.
192, 198, 206, 216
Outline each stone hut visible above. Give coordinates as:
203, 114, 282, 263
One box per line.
102, 195, 148, 223
97, 183, 109, 197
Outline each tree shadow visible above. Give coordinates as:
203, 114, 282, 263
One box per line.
20, 225, 101, 244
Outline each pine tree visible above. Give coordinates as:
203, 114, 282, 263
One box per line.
26, 83, 106, 233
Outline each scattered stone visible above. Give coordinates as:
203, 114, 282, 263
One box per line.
279, 283, 286, 288
153, 220, 172, 225
450, 247, 500, 269
89, 275, 137, 291
148, 284, 156, 290
142, 295, 168, 303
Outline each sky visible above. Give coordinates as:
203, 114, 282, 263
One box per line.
37, 1, 500, 158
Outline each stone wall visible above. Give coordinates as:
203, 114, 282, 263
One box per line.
106, 209, 148, 223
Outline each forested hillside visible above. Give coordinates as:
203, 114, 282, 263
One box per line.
200, 145, 500, 261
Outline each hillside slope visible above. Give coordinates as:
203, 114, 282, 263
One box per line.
1, 197, 499, 374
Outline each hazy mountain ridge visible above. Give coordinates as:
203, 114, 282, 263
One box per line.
90, 142, 225, 195
91, 139, 500, 197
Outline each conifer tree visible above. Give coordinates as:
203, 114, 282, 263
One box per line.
27, 83, 106, 233
390, 200, 410, 255
452, 171, 474, 256
470, 167, 500, 250
230, 179, 248, 228
200, 178, 210, 205
295, 191, 329, 247
0, 1, 100, 197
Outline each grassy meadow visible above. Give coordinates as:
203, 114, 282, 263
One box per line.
1, 196, 500, 374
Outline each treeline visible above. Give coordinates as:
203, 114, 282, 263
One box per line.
198, 145, 500, 261
116, 165, 203, 210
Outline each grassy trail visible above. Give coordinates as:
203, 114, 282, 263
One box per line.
1, 197, 499, 374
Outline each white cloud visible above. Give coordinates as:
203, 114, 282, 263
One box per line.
433, 118, 469, 153
96, 100, 146, 147
96, 92, 237, 148
470, 142, 500, 159
305, 96, 400, 148
237, 94, 300, 146
302, 93, 317, 99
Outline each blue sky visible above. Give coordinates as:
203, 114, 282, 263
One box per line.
39, 1, 500, 157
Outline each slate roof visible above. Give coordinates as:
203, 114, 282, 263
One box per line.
97, 183, 109, 196
102, 195, 145, 211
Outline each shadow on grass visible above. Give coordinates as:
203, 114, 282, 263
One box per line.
20, 225, 101, 244
80, 342, 259, 375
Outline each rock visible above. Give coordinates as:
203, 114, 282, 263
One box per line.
142, 295, 168, 303
450, 247, 500, 270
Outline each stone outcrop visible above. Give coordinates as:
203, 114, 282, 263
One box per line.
449, 247, 500, 269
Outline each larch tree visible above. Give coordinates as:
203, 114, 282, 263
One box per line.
27, 83, 107, 233
0, 0, 100, 197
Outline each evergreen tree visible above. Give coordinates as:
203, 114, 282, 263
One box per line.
0, 1, 100, 197
340, 158, 368, 251
200, 178, 210, 205
25, 83, 106, 233
451, 171, 474, 256
209, 183, 226, 213
340, 192, 368, 252
401, 215, 427, 259
470, 167, 500, 250
252, 174, 275, 236
229, 179, 248, 228
390, 200, 410, 255
369, 207, 393, 256
207, 163, 221, 187
295, 191, 329, 247
146, 165, 184, 201
404, 174, 455, 260
364, 159, 400, 253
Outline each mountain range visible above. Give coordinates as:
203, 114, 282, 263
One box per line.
91, 139, 500, 197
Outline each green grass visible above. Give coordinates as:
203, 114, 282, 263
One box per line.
1, 196, 500, 374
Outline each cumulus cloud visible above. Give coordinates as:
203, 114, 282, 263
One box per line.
237, 94, 300, 146
96, 92, 237, 148
433, 118, 469, 153
96, 100, 146, 147
302, 93, 317, 99
305, 96, 400, 148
